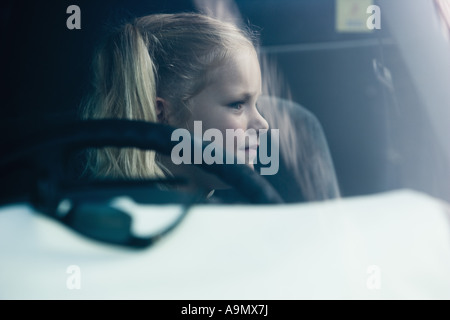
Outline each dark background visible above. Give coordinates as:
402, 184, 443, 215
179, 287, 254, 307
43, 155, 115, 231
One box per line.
2, 0, 449, 201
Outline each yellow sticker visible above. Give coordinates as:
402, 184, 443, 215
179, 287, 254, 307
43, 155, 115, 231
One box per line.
336, 0, 374, 33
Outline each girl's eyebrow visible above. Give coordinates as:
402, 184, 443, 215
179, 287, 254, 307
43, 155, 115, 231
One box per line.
231, 91, 261, 102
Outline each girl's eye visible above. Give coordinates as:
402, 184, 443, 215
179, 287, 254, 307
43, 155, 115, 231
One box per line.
228, 101, 244, 110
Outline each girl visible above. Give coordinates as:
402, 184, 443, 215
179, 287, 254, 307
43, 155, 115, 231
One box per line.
82, 13, 269, 195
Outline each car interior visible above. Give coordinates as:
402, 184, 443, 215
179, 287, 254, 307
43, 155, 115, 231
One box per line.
2, 0, 450, 300
3, 0, 450, 206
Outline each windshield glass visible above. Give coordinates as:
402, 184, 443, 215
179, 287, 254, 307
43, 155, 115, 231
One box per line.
2, 0, 450, 205
3, 0, 450, 301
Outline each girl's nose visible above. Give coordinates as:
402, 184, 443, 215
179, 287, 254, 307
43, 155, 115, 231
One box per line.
248, 105, 269, 132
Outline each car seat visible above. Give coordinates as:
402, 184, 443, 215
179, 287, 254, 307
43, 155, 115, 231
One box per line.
254, 95, 340, 203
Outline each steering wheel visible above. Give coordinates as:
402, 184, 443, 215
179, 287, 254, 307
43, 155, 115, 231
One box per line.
0, 119, 283, 248
1, 119, 282, 204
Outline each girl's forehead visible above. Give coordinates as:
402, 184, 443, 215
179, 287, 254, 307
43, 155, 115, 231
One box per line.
206, 50, 262, 94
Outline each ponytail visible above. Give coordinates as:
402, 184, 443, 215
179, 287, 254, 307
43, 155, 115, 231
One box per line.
82, 22, 164, 179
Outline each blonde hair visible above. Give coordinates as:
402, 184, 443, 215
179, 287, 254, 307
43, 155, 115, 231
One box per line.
81, 13, 256, 179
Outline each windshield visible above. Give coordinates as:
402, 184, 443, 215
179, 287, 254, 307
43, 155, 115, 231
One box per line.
3, 0, 450, 301
2, 0, 449, 205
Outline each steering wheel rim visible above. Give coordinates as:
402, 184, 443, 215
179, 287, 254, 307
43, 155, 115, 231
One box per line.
0, 119, 283, 205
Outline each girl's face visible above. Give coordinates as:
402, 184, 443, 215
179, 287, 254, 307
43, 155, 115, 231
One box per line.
160, 48, 268, 193
186, 49, 269, 169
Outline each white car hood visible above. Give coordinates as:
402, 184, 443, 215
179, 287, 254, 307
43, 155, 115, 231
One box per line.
0, 189, 449, 299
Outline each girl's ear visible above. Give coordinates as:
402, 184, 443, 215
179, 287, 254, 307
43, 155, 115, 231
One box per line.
156, 97, 170, 124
